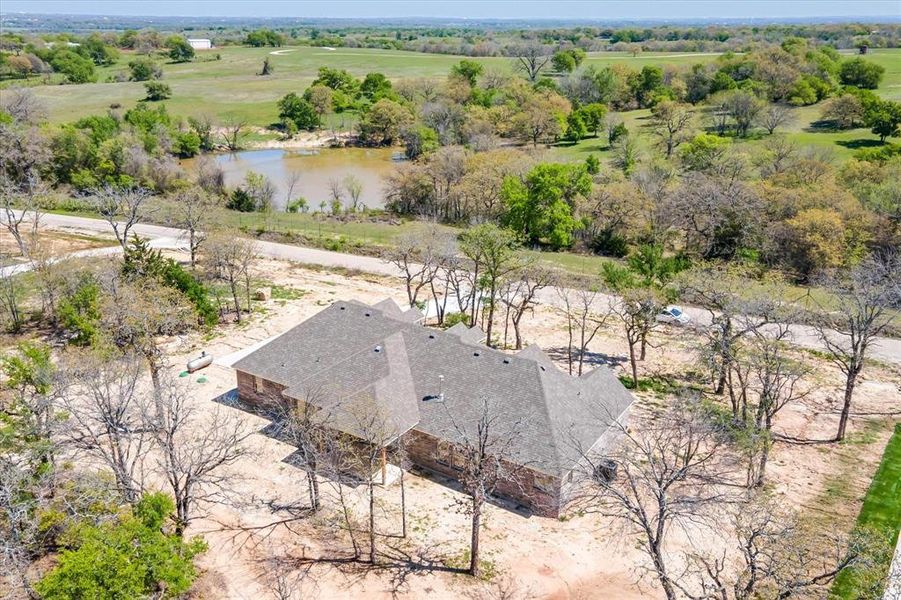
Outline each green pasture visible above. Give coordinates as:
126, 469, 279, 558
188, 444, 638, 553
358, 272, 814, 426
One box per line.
14, 46, 729, 125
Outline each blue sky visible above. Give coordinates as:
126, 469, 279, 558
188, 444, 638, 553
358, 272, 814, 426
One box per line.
2, 0, 900, 19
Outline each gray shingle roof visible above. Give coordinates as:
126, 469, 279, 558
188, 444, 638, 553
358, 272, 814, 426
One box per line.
234, 299, 634, 476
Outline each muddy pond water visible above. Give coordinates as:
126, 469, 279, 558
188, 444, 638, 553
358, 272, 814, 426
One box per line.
182, 147, 399, 210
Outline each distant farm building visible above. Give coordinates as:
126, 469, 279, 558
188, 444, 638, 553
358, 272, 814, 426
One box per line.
187, 38, 213, 50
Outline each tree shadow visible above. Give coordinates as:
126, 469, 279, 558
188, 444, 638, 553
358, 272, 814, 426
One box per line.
542, 346, 629, 370
836, 139, 884, 150
406, 464, 536, 518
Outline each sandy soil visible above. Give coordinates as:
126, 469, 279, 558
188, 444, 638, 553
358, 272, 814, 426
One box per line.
0, 230, 115, 264
143, 255, 900, 600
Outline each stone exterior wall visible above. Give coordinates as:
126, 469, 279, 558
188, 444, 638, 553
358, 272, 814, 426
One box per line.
236, 370, 289, 410
237, 371, 569, 517
403, 429, 563, 518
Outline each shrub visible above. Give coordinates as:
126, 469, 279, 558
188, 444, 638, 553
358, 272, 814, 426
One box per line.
35, 492, 206, 600
56, 276, 102, 346
144, 81, 171, 102
442, 312, 471, 329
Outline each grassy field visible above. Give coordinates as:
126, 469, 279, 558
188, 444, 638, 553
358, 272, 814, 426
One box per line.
830, 423, 901, 599
550, 48, 901, 162
5, 45, 897, 157
13, 46, 730, 125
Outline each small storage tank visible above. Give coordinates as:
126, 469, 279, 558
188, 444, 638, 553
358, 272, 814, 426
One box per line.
187, 352, 213, 373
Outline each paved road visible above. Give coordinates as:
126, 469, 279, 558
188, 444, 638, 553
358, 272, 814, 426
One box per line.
6, 211, 901, 365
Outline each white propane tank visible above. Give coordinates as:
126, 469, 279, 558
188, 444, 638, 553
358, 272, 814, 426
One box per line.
187, 352, 213, 373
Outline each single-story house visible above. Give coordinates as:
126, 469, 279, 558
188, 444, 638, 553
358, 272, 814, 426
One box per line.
233, 299, 633, 517
187, 38, 213, 50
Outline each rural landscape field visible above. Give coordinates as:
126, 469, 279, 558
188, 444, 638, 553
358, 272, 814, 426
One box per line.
1, 2, 900, 600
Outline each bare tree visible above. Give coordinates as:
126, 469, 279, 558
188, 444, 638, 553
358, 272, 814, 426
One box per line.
151, 379, 251, 536
0, 266, 24, 333
677, 265, 787, 397
679, 493, 878, 600
345, 400, 398, 564
573, 399, 732, 600
1, 173, 46, 258
170, 186, 218, 268
501, 262, 557, 350
342, 174, 363, 213
100, 278, 194, 411
283, 170, 302, 209
384, 226, 455, 306
446, 397, 528, 578
264, 388, 333, 513
88, 185, 152, 249
0, 463, 51, 599
428, 232, 461, 326
221, 116, 247, 151
194, 154, 226, 195
327, 177, 344, 210
649, 101, 694, 158
740, 328, 810, 487
0, 87, 47, 125
757, 103, 793, 135
512, 42, 551, 82
611, 289, 662, 387
556, 286, 612, 375
57, 352, 151, 504
203, 234, 257, 322
814, 253, 900, 441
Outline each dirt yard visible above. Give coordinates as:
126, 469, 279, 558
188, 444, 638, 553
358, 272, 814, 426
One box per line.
0, 230, 117, 265
140, 255, 900, 600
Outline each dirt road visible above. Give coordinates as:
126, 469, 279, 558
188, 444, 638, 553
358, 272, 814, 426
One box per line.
6, 211, 901, 366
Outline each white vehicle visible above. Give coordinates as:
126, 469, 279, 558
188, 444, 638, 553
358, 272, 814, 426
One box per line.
657, 305, 691, 326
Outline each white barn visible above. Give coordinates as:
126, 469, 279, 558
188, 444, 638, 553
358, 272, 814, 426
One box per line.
187, 38, 212, 50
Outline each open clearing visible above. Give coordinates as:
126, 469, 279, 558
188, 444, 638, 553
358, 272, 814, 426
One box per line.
28, 245, 892, 599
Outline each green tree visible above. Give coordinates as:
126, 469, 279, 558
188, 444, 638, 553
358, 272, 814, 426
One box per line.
565, 110, 588, 142
172, 131, 201, 158
839, 57, 885, 89
128, 58, 161, 81
165, 37, 194, 63
357, 99, 412, 145
81, 34, 119, 66
277, 92, 320, 131
864, 99, 901, 142
501, 163, 591, 248
359, 72, 395, 102
450, 59, 484, 86
552, 50, 577, 73
632, 65, 665, 108
49, 50, 96, 83
679, 133, 731, 171
143, 81, 171, 101
35, 493, 207, 600
459, 223, 521, 347
578, 103, 607, 136
244, 29, 283, 47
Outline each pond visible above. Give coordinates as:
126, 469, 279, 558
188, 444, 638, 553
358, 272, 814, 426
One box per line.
182, 147, 400, 210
